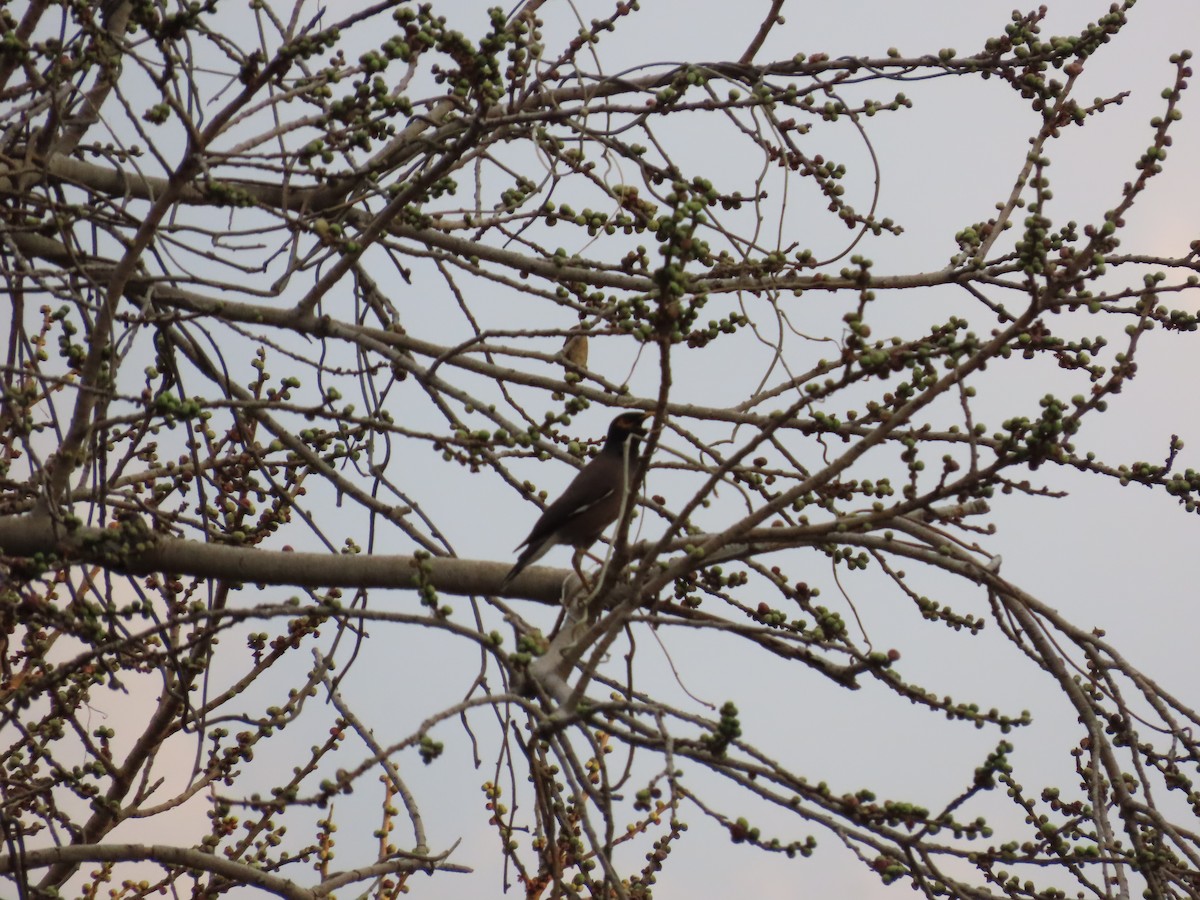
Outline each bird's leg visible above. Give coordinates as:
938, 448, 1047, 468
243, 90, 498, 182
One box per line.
570, 547, 593, 593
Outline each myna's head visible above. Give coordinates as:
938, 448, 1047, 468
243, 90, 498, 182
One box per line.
601, 410, 653, 456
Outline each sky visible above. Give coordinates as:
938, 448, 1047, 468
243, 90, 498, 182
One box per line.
410, 2, 1200, 896
327, 2, 1200, 897
22, 1, 1200, 898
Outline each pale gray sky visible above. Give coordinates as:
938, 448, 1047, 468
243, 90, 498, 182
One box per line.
56, 2, 1200, 898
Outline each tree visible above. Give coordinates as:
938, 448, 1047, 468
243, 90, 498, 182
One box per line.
1, 0, 1198, 897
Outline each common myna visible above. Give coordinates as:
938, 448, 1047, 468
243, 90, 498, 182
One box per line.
501, 411, 651, 589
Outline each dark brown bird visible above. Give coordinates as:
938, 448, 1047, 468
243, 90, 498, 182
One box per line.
501, 411, 652, 590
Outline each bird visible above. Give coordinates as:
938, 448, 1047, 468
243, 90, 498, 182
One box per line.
500, 410, 652, 590
561, 333, 589, 372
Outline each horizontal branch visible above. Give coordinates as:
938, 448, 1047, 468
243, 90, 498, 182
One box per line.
0, 502, 989, 608
0, 512, 564, 600
0, 840, 470, 899
0, 842, 313, 900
